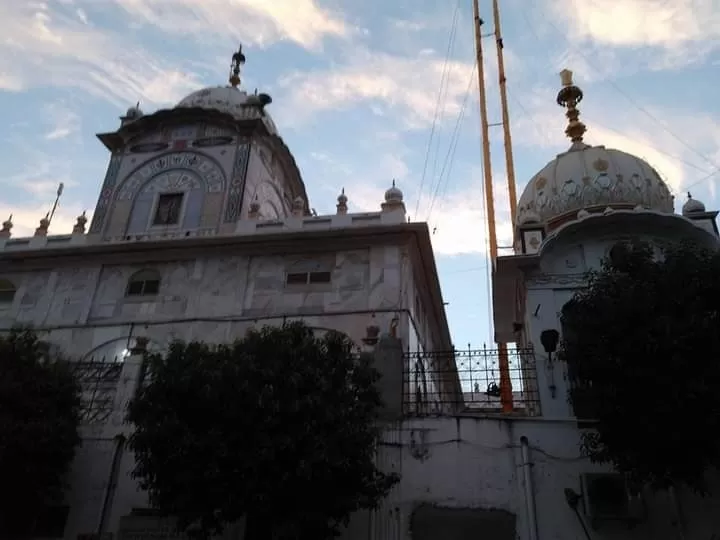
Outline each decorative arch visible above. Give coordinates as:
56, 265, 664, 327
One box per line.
251, 179, 286, 218
115, 151, 227, 202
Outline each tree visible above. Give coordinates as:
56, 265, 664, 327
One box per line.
559, 239, 720, 493
127, 322, 399, 539
0, 328, 82, 538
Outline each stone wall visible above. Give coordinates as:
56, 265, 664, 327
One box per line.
0, 244, 439, 359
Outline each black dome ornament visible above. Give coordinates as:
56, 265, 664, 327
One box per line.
229, 45, 246, 88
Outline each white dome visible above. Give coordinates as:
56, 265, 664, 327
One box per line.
682, 194, 706, 215
175, 86, 278, 134
516, 145, 674, 229
385, 183, 403, 202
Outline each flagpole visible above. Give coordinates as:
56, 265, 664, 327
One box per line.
48, 182, 64, 225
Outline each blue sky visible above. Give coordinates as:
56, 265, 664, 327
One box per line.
1, 0, 719, 349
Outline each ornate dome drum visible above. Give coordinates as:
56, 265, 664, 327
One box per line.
516, 145, 674, 228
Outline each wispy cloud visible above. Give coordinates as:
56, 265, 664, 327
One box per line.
278, 48, 476, 129
0, 4, 205, 106
43, 102, 81, 141
548, 0, 720, 70
107, 0, 349, 49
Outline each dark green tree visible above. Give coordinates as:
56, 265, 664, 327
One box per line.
560, 239, 720, 492
0, 328, 82, 538
127, 322, 399, 539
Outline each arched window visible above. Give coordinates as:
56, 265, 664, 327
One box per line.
0, 279, 16, 305
126, 269, 161, 297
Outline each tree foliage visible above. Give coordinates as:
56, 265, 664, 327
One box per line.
127, 322, 399, 539
559, 239, 720, 492
0, 328, 82, 537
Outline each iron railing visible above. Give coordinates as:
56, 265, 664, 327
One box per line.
403, 346, 540, 416
69, 357, 123, 424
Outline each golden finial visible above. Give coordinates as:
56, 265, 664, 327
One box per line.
229, 45, 246, 88
556, 69, 587, 146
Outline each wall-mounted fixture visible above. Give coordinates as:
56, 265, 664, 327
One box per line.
540, 329, 560, 358
540, 329, 560, 399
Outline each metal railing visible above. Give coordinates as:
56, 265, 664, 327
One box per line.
69, 357, 123, 424
403, 346, 540, 416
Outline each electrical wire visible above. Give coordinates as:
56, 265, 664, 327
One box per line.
428, 3, 461, 196
378, 437, 586, 462
426, 62, 476, 222
414, 0, 461, 220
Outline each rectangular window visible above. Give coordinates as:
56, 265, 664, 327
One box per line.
153, 193, 184, 226
286, 272, 308, 285
308, 271, 331, 284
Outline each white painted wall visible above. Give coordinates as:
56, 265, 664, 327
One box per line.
362, 417, 720, 540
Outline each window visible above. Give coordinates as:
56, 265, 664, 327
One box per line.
126, 269, 161, 297
152, 193, 183, 226
0, 279, 16, 304
286, 271, 332, 285
285, 257, 334, 286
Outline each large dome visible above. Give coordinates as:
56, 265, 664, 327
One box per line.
175, 86, 278, 135
516, 69, 675, 230
516, 144, 674, 228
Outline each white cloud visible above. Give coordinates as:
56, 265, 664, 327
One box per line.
550, 0, 720, 68
43, 102, 81, 141
109, 0, 348, 49
277, 48, 476, 129
0, 4, 205, 106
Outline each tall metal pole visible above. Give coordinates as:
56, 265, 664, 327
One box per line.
473, 0, 513, 413
472, 0, 498, 263
492, 0, 518, 226
490, 0, 515, 412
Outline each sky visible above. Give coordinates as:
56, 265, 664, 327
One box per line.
1, 0, 719, 349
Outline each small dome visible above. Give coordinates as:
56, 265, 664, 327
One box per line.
125, 105, 143, 119
682, 193, 706, 215
175, 86, 278, 134
385, 181, 403, 202
337, 188, 348, 204
516, 145, 674, 231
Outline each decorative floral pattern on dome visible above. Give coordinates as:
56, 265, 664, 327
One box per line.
516, 146, 674, 228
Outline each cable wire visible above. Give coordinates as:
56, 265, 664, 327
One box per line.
414, 0, 461, 220
426, 62, 476, 221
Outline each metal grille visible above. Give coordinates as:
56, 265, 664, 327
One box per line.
403, 346, 540, 416
70, 358, 123, 424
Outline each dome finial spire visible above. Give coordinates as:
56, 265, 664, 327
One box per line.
229, 45, 246, 88
556, 69, 587, 147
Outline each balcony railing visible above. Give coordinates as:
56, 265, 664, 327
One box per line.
403, 346, 540, 416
